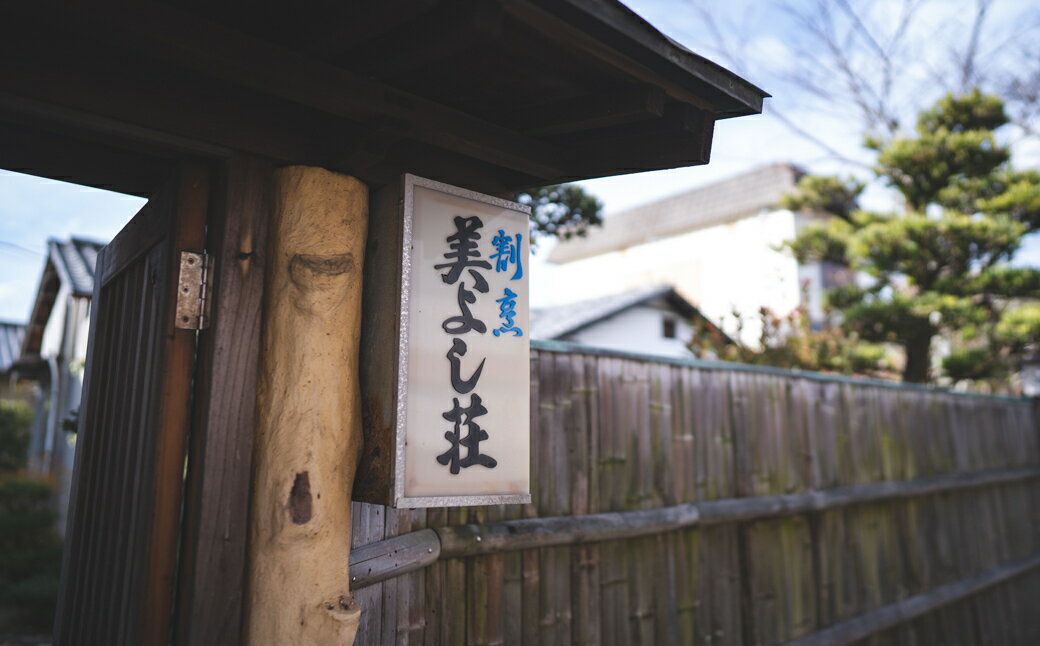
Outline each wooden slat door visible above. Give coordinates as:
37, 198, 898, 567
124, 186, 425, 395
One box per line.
53, 163, 209, 646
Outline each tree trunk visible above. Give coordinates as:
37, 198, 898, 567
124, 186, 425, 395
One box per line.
245, 166, 367, 645
903, 334, 932, 383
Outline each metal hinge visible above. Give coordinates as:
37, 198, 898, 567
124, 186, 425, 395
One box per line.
176, 251, 213, 330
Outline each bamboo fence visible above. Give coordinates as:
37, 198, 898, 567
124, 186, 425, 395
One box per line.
349, 340, 1040, 645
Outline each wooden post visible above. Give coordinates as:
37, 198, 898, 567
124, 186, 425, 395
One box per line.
246, 166, 368, 645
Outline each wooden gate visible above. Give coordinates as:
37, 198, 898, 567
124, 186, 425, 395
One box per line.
53, 163, 209, 645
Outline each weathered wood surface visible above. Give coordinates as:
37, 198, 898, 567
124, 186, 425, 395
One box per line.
350, 528, 441, 591
781, 552, 1040, 646
245, 167, 367, 644
349, 343, 1040, 645
54, 164, 207, 646
351, 468, 1034, 562
2, 1, 765, 196
175, 155, 272, 646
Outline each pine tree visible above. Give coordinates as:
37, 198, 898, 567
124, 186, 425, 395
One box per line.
517, 184, 604, 241
784, 90, 1040, 383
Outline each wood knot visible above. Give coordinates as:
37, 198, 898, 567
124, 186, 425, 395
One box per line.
287, 253, 356, 313
325, 595, 357, 612
290, 253, 354, 281
288, 471, 312, 524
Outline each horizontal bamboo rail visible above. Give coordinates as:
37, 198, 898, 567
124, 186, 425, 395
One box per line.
781, 552, 1040, 646
348, 466, 1040, 589
348, 529, 440, 590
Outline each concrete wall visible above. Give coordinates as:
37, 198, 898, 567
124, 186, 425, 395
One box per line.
543, 208, 819, 346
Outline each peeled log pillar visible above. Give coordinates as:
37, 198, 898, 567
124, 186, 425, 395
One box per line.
246, 166, 367, 644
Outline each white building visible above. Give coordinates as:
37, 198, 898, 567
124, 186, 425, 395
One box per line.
543, 163, 846, 345
18, 237, 103, 533
531, 284, 732, 359
0, 321, 28, 400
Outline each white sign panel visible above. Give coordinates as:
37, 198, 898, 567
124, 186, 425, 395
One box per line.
396, 174, 531, 507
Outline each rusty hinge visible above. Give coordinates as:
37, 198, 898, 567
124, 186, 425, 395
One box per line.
175, 251, 212, 330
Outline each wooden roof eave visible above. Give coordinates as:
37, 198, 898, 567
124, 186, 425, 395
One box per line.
509, 0, 768, 119
1, 1, 767, 195
20, 257, 60, 360
11, 3, 576, 179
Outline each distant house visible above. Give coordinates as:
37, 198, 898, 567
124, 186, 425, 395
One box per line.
531, 284, 731, 359
17, 237, 104, 533
545, 163, 851, 345
0, 321, 28, 400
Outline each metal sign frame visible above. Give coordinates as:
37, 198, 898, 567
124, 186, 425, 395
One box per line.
359, 172, 532, 509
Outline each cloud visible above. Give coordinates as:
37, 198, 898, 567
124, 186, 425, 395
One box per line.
0, 171, 143, 320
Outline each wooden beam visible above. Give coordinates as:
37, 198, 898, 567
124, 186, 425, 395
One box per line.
141, 162, 211, 646
0, 22, 537, 192
358, 141, 543, 195
558, 101, 707, 143
349, 2, 504, 79
0, 115, 173, 197
355, 178, 404, 507
346, 466, 1040, 581
0, 36, 348, 167
505, 0, 767, 117
330, 128, 409, 190
303, 0, 440, 58
558, 103, 714, 176
503, 1, 716, 113
174, 155, 272, 646
571, 127, 712, 177
9, 2, 574, 180
335, 130, 545, 194
561, 104, 715, 176
436, 505, 702, 558
20, 263, 59, 358
511, 84, 666, 136
348, 529, 441, 590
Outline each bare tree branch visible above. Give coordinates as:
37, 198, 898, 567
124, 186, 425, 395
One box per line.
685, 0, 871, 166
780, 0, 904, 135
766, 105, 874, 169
835, 0, 888, 61
684, 0, 1040, 159
957, 0, 992, 92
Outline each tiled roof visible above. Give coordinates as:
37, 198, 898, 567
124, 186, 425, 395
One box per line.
21, 237, 106, 358
50, 237, 104, 297
0, 321, 26, 373
531, 284, 700, 340
548, 162, 803, 264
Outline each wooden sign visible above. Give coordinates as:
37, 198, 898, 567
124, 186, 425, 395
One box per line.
357, 174, 531, 507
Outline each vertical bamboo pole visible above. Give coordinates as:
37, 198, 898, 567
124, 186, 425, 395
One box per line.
246, 166, 368, 645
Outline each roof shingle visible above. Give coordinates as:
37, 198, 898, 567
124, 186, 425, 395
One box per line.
50, 237, 104, 297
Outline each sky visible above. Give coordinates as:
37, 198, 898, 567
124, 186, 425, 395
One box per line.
1, 0, 1039, 320
0, 172, 145, 321
556, 0, 1040, 299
